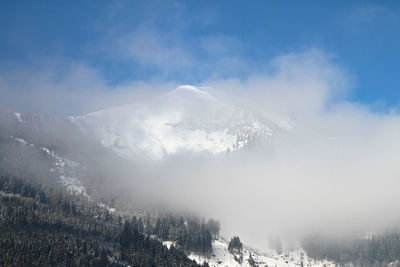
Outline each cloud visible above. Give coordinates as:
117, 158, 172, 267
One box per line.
88, 3, 259, 82
206, 49, 350, 117
0, 59, 177, 115
337, 4, 400, 35
350, 5, 397, 24
118, 27, 193, 68
105, 49, 400, 250
2, 44, 400, 251
0, 23, 264, 114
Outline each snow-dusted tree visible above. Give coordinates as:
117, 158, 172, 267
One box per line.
228, 236, 243, 254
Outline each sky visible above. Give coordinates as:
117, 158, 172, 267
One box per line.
0, 0, 400, 114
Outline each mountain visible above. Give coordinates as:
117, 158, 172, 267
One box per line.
1, 94, 393, 267
76, 85, 289, 160
0, 109, 131, 202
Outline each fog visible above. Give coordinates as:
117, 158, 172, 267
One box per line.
129, 50, 400, 249
2, 49, 400, 250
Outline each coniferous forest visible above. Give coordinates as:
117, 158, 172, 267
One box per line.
302, 233, 400, 266
0, 174, 212, 266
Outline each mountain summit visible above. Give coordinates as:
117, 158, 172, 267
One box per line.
77, 85, 286, 160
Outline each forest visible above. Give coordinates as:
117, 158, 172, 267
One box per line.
302, 232, 400, 266
0, 174, 213, 266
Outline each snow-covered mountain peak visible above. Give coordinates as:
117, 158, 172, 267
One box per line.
76, 85, 288, 160
169, 84, 212, 96
165, 85, 219, 104
157, 85, 229, 118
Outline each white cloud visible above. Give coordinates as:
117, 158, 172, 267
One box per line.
0, 60, 177, 115
119, 27, 194, 68
206, 49, 350, 117
109, 49, 400, 249
2, 49, 400, 251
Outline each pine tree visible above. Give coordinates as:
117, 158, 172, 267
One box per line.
228, 236, 243, 254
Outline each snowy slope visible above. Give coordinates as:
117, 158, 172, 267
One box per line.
0, 110, 95, 197
2, 131, 88, 197
188, 238, 336, 267
76, 85, 289, 160
40, 146, 88, 197
9, 134, 88, 197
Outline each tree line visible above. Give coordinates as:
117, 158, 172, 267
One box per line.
303, 232, 400, 266
0, 174, 214, 266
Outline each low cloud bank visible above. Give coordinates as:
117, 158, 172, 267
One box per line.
2, 49, 400, 250
132, 50, 400, 249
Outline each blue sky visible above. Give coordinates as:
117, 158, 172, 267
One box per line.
0, 0, 399, 113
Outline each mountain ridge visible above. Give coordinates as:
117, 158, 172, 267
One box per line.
76, 85, 289, 160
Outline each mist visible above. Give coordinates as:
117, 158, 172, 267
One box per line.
130, 50, 400, 249
2, 49, 400, 251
